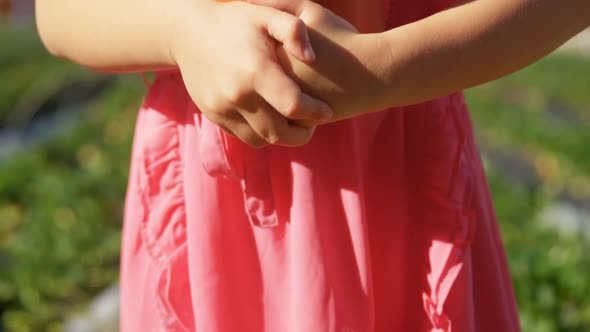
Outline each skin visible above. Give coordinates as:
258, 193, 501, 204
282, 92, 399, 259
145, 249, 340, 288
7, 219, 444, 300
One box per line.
36, 0, 590, 143
35, 0, 333, 147
248, 0, 590, 123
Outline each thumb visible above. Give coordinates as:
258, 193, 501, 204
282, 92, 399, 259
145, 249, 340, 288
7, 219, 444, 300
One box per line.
261, 8, 316, 62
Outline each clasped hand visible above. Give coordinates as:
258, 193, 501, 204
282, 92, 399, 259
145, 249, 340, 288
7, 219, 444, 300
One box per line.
172, 0, 385, 147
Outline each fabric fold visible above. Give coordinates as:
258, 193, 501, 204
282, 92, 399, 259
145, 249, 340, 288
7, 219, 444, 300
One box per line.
199, 116, 279, 227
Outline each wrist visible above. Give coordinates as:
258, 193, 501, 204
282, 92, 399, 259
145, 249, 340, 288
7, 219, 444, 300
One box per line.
166, 0, 218, 67
369, 29, 413, 109
354, 32, 395, 112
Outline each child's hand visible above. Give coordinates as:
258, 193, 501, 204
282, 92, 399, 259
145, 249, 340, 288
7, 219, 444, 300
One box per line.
246, 0, 390, 124
171, 1, 334, 147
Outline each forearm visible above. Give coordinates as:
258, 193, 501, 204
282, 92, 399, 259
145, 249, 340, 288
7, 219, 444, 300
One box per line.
378, 0, 590, 108
35, 0, 201, 72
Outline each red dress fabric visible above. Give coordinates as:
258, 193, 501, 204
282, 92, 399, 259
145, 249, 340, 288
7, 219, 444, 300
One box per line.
119, 1, 522, 331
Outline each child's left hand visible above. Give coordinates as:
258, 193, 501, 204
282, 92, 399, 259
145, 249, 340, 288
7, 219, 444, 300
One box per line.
246, 0, 390, 125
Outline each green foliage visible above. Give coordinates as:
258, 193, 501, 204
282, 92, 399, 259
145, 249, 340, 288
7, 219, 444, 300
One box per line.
0, 25, 589, 332
484, 168, 590, 332
0, 25, 96, 123
468, 54, 590, 331
0, 25, 144, 330
0, 77, 143, 331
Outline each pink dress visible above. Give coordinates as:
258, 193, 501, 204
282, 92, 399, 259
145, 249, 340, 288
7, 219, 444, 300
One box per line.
120, 0, 522, 331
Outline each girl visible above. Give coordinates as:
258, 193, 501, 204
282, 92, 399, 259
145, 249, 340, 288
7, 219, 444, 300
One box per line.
35, 0, 589, 331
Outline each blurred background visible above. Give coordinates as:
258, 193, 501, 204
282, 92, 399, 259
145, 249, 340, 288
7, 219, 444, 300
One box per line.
1, 2, 589, 332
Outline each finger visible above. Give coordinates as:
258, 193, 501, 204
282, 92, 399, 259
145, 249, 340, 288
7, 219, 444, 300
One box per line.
230, 123, 270, 148
253, 61, 333, 121
239, 101, 316, 146
211, 113, 269, 148
261, 8, 315, 62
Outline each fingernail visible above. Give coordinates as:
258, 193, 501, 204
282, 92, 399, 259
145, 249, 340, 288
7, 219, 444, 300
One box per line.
304, 47, 316, 62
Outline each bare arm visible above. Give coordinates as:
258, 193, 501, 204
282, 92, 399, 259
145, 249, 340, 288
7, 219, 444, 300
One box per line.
247, 0, 590, 122
35, 0, 185, 72
35, 0, 334, 146
379, 0, 590, 108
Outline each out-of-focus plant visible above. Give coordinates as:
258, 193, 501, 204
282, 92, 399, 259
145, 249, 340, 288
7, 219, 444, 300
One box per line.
468, 54, 590, 332
0, 25, 144, 331
0, 77, 143, 331
0, 23, 589, 332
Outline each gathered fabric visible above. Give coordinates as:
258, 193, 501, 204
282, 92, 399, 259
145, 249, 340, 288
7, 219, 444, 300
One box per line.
119, 0, 522, 331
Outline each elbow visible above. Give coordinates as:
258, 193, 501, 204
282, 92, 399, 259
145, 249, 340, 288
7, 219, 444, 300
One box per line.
37, 31, 63, 59
35, 1, 68, 59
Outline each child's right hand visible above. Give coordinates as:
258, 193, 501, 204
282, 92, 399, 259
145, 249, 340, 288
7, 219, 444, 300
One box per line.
170, 0, 334, 147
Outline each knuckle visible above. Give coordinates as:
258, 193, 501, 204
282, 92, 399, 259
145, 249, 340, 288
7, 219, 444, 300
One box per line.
199, 104, 221, 121
267, 12, 282, 37
286, 17, 304, 39
262, 129, 283, 145
195, 95, 217, 114
245, 58, 267, 90
303, 7, 326, 25
204, 98, 233, 118
282, 94, 303, 118
246, 57, 266, 79
247, 135, 268, 148
265, 134, 282, 145
223, 85, 247, 106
